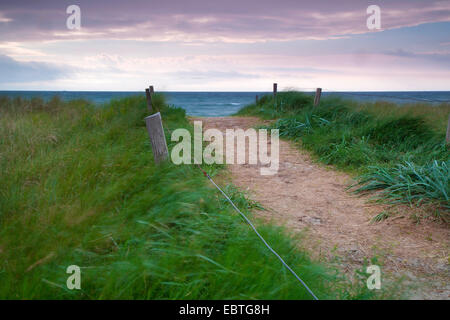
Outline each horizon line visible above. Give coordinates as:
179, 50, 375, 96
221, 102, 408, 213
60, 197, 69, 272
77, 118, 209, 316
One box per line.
1, 90, 450, 93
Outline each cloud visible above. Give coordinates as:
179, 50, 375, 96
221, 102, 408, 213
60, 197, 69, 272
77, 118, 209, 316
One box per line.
172, 70, 260, 80
0, 1, 449, 91
0, 12, 12, 23
0, 0, 449, 43
382, 48, 450, 66
0, 54, 69, 83
383, 49, 415, 57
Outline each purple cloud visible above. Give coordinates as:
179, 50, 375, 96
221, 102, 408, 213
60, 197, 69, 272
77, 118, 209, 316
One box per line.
0, 0, 449, 42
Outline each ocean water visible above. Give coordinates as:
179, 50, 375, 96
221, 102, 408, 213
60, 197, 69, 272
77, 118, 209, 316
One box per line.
0, 91, 449, 117
165, 92, 261, 116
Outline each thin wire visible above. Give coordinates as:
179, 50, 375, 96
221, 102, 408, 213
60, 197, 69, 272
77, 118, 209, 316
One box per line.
283, 88, 449, 103
196, 165, 319, 300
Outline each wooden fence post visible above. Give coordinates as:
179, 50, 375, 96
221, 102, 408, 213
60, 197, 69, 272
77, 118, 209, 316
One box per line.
150, 85, 154, 94
145, 112, 169, 164
273, 83, 277, 98
314, 88, 322, 107
145, 88, 153, 112
255, 95, 259, 104
446, 114, 450, 145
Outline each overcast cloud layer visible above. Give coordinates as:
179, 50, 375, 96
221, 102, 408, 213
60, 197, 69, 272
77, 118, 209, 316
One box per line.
0, 0, 449, 90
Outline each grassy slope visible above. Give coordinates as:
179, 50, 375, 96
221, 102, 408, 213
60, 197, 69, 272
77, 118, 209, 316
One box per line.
0, 95, 382, 299
236, 92, 450, 217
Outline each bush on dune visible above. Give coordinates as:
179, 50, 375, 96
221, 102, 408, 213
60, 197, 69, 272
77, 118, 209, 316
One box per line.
237, 92, 450, 214
0, 94, 384, 299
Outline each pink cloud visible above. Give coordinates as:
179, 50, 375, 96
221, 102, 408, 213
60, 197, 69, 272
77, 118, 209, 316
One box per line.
0, 0, 449, 42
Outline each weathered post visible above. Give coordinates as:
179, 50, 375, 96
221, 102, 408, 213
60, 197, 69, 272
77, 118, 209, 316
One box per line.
145, 112, 169, 164
273, 83, 277, 98
145, 88, 153, 112
149, 85, 154, 94
446, 114, 450, 145
314, 88, 322, 107
255, 95, 259, 104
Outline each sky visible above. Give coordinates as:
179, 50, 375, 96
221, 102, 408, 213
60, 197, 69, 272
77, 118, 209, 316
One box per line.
0, 0, 449, 91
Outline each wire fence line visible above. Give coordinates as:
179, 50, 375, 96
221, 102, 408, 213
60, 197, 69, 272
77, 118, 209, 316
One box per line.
196, 164, 320, 300
288, 87, 450, 103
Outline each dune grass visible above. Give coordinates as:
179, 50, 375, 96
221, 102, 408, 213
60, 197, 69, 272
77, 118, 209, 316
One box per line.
0, 94, 387, 299
236, 92, 450, 216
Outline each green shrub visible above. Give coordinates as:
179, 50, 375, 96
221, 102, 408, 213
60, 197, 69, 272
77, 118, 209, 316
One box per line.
0, 94, 381, 299
238, 91, 450, 212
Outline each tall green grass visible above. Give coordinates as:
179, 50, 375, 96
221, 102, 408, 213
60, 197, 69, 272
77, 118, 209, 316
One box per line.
236, 92, 450, 215
0, 94, 382, 299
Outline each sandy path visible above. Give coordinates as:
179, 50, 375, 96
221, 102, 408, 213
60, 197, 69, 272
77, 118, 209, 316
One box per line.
190, 116, 449, 299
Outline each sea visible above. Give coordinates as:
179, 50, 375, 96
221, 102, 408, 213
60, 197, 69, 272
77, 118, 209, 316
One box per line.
0, 91, 449, 117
